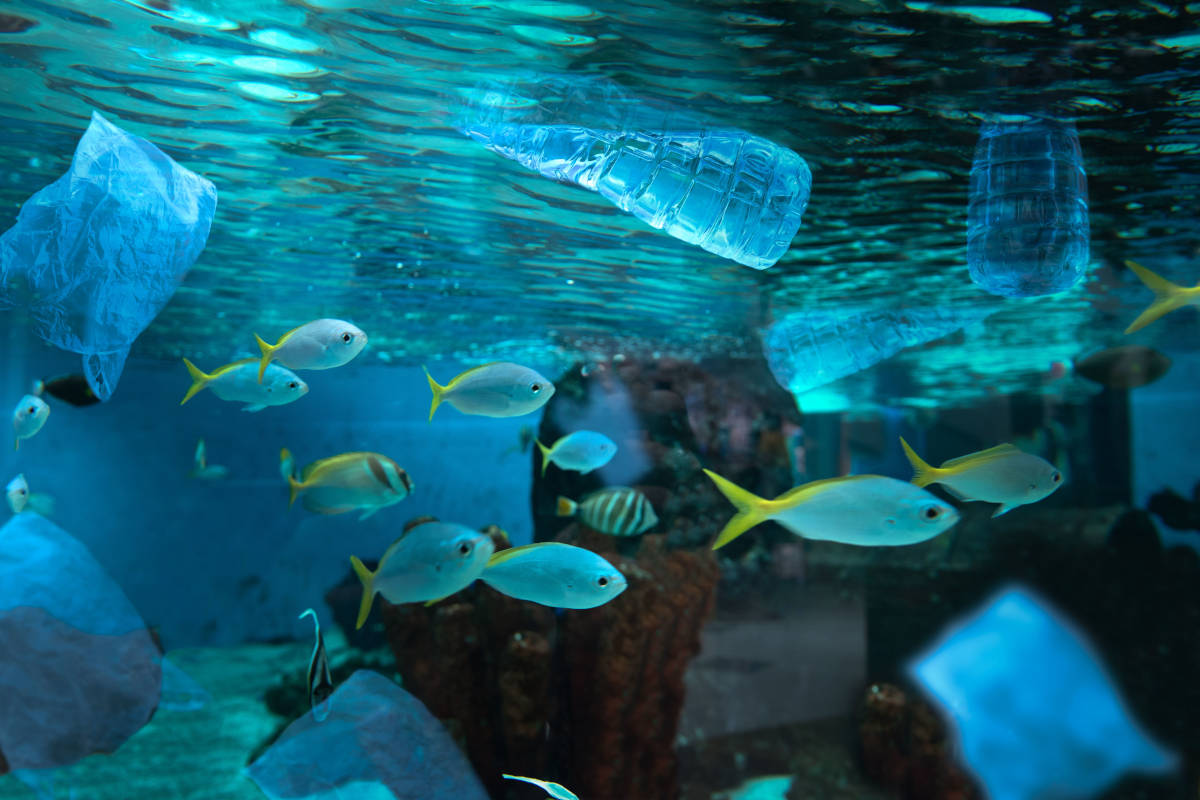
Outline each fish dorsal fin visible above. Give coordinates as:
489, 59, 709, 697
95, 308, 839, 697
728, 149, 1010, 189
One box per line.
773, 474, 879, 504
942, 443, 1021, 468
486, 541, 560, 568
447, 361, 504, 389
211, 357, 260, 377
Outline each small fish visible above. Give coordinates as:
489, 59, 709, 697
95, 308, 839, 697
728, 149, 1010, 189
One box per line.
189, 439, 229, 480
900, 438, 1063, 517
703, 468, 959, 550
298, 608, 333, 722
556, 486, 658, 537
281, 449, 413, 520
180, 358, 308, 412
501, 774, 579, 800
714, 775, 796, 800
501, 425, 537, 459
424, 362, 554, 421
481, 542, 627, 609
1123, 260, 1200, 334
348, 521, 495, 628
12, 394, 49, 450
1073, 345, 1171, 389
254, 318, 367, 383
5, 474, 54, 517
34, 374, 99, 407
537, 431, 618, 476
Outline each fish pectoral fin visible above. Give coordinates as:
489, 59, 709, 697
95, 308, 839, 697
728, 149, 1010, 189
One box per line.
358, 506, 382, 521
992, 503, 1016, 518
241, 404, 267, 413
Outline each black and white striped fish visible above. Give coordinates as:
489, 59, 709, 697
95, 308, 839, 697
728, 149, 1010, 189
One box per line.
299, 608, 334, 722
556, 487, 658, 536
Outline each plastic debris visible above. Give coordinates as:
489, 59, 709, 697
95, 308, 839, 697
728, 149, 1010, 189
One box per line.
762, 301, 998, 397
459, 74, 811, 269
909, 586, 1176, 800
967, 117, 1089, 298
0, 110, 217, 400
0, 513, 161, 772
246, 670, 489, 800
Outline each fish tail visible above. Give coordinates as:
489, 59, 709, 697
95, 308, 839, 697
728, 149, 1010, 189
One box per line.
180, 358, 211, 405
702, 468, 771, 550
254, 333, 276, 384
349, 556, 375, 630
555, 496, 578, 517
899, 437, 938, 488
536, 440, 552, 477
423, 365, 444, 422
1124, 260, 1191, 334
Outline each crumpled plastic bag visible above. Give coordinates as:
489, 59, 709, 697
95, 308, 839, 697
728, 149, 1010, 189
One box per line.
246, 670, 489, 800
0, 110, 217, 400
909, 586, 1176, 800
0, 512, 161, 773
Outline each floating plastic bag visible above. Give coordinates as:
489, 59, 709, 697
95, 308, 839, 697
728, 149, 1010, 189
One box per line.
246, 670, 489, 800
0, 110, 217, 400
0, 513, 161, 773
909, 586, 1176, 800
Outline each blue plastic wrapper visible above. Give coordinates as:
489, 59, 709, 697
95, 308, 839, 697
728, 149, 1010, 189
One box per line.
909, 586, 1176, 800
246, 670, 489, 800
0, 111, 217, 400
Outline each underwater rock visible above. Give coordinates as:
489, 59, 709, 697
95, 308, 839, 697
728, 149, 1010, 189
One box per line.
246, 669, 489, 800
1146, 485, 1200, 532
0, 513, 161, 772
909, 585, 1176, 800
0, 110, 217, 400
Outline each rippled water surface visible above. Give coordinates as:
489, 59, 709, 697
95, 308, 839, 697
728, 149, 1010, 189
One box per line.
2, 0, 1199, 407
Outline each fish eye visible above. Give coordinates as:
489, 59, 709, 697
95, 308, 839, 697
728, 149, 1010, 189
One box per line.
531, 383, 542, 394
597, 576, 609, 587
27, 406, 36, 414
458, 541, 473, 556
342, 332, 353, 343
288, 382, 298, 389
1051, 472, 1062, 483
921, 505, 943, 521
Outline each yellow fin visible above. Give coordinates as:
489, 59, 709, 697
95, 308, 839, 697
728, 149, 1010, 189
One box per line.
254, 332, 276, 384
536, 440, 553, 476
942, 443, 1021, 470
1123, 261, 1192, 334
349, 555, 375, 630
702, 469, 771, 550
555, 496, 577, 517
899, 436, 939, 488
485, 542, 551, 569
423, 366, 444, 422
180, 358, 210, 406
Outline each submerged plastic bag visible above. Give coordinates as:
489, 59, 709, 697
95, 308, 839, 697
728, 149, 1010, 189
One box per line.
909, 586, 1176, 800
0, 513, 161, 773
246, 670, 489, 800
0, 110, 217, 400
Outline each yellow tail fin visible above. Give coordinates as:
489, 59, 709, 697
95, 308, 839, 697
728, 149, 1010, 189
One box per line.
349, 555, 375, 629
536, 440, 552, 476
286, 463, 304, 508
556, 496, 577, 517
180, 358, 211, 406
423, 366, 445, 422
254, 333, 276, 384
1124, 260, 1191, 334
702, 469, 771, 550
899, 437, 938, 488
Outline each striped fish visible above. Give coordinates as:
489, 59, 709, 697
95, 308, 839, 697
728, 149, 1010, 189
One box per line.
556, 486, 658, 537
280, 448, 414, 521
298, 608, 333, 722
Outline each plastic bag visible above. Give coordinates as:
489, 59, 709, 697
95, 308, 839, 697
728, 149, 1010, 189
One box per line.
0, 111, 217, 400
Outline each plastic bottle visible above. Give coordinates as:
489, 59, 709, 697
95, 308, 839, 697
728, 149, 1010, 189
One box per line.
459, 76, 812, 270
967, 117, 1089, 298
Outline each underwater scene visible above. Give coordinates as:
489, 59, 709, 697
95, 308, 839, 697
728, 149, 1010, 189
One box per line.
1, 0, 1199, 798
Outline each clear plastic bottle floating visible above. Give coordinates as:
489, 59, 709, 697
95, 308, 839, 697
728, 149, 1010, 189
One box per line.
459, 75, 812, 270
967, 116, 1089, 298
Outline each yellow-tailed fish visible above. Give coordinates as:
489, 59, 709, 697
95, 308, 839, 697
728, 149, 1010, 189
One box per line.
500, 774, 579, 800
481, 542, 627, 609
556, 486, 657, 536
1123, 260, 1200, 334
35, 374, 99, 407
181, 357, 308, 411
423, 362, 554, 422
703, 469, 958, 550
281, 449, 413, 520
348, 521, 495, 628
899, 438, 1063, 517
298, 608, 333, 722
12, 394, 49, 450
254, 318, 367, 383
5, 473, 54, 517
537, 431, 617, 476
189, 439, 229, 480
